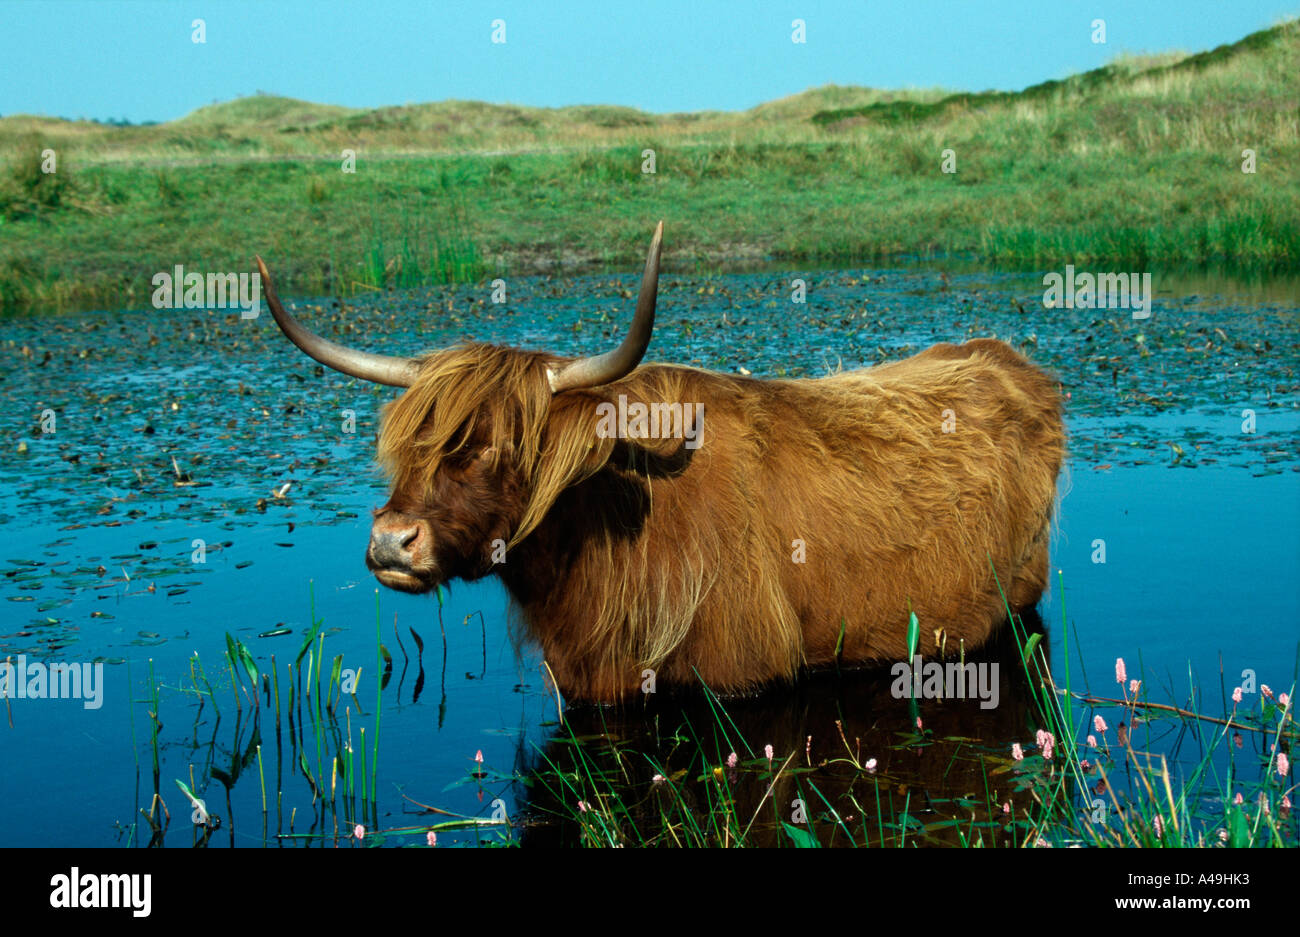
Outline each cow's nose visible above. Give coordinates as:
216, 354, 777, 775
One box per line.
369, 525, 420, 567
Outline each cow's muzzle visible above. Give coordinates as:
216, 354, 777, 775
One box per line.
366, 511, 435, 593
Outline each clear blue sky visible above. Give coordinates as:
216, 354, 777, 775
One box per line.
2, 0, 1295, 122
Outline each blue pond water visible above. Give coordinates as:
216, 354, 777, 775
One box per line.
1, 263, 1296, 846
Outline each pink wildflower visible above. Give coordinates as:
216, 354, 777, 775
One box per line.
1087, 734, 1097, 748
864, 758, 877, 773
726, 752, 738, 768
1232, 687, 1243, 704
1129, 679, 1140, 695
1094, 715, 1108, 733
1012, 743, 1024, 761
426, 831, 437, 847
1278, 753, 1290, 777
354, 824, 365, 840
1115, 658, 1126, 685
1035, 729, 1055, 759
1233, 792, 1244, 805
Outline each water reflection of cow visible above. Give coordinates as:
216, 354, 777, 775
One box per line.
518, 610, 1051, 848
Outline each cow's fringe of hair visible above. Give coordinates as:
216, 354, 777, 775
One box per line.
377, 343, 621, 548
378, 343, 544, 495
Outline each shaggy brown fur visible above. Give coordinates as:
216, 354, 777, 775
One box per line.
375, 337, 1064, 702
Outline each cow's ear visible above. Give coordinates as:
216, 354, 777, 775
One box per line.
610, 431, 699, 480
614, 431, 688, 460
587, 390, 702, 476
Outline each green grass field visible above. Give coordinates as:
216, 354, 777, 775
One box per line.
1, 20, 1296, 311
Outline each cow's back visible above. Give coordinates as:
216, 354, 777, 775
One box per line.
672, 338, 1064, 686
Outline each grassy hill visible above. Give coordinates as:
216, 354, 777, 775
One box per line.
1, 19, 1296, 310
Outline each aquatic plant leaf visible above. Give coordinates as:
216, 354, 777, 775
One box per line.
1227, 807, 1250, 848
782, 822, 820, 847
300, 752, 320, 800
238, 643, 260, 691
294, 618, 320, 668
1021, 632, 1043, 664
174, 779, 208, 822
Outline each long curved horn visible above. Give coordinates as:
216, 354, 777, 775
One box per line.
255, 256, 420, 388
549, 221, 663, 394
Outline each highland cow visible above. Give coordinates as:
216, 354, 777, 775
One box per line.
256, 222, 1064, 702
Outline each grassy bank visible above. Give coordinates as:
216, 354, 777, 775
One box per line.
1, 21, 1296, 311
